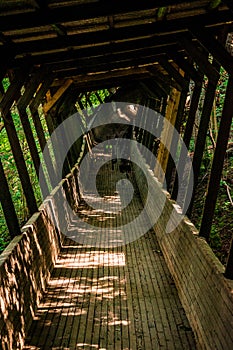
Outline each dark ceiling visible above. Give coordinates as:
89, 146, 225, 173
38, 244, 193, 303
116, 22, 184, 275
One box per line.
1, 1, 233, 91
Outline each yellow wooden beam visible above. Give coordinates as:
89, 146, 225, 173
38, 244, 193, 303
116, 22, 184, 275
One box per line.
154, 87, 181, 183
43, 78, 73, 114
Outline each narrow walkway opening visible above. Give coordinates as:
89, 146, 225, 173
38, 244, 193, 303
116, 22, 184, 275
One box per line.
24, 152, 196, 349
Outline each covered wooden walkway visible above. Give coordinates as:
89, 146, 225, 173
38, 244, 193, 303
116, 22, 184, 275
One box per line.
24, 160, 196, 350
1, 2, 233, 349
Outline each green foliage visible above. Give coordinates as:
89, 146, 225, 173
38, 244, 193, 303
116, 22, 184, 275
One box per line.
190, 67, 233, 265
77, 90, 110, 116
0, 90, 50, 252
215, 67, 229, 119
0, 87, 110, 253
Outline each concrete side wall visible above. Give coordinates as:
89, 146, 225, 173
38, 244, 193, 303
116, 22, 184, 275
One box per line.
132, 144, 233, 350
0, 165, 81, 350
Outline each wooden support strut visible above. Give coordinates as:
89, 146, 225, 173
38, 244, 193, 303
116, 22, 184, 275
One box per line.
185, 61, 220, 217
0, 159, 21, 239
153, 58, 188, 186
189, 25, 233, 77
0, 70, 38, 215
172, 73, 204, 200
179, 36, 220, 81
154, 87, 181, 183
17, 69, 49, 197
165, 77, 189, 191
29, 76, 58, 189
168, 51, 202, 84
158, 55, 189, 92
3, 111, 38, 215
43, 78, 73, 114
199, 77, 233, 245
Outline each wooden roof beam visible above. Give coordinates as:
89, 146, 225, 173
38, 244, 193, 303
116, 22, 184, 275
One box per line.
179, 36, 220, 82
147, 67, 175, 95
189, 24, 233, 76
167, 51, 203, 84
0, 68, 29, 116
0, 1, 228, 31
17, 67, 48, 111
29, 75, 55, 111
73, 73, 151, 92
157, 55, 189, 91
13, 40, 179, 67
43, 78, 73, 114
12, 25, 183, 56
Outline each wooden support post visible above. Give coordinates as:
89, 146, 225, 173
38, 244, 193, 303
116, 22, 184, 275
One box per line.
0, 70, 38, 215
29, 91, 56, 187
146, 98, 159, 168
172, 76, 203, 200
165, 82, 188, 190
3, 112, 38, 215
29, 77, 58, 188
185, 68, 220, 216
199, 77, 233, 242
154, 87, 181, 183
17, 107, 49, 197
189, 25, 233, 77
0, 159, 21, 239
17, 70, 49, 197
153, 57, 189, 188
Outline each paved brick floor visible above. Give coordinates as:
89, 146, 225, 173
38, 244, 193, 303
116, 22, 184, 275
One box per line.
24, 154, 197, 349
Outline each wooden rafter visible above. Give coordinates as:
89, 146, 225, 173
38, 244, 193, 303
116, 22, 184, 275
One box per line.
43, 78, 73, 114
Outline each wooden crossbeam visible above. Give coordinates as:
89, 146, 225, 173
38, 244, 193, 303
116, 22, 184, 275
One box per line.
189, 25, 233, 76
51, 57, 161, 78
168, 51, 202, 84
148, 66, 177, 94
0, 69, 28, 116
155, 86, 181, 183
17, 68, 47, 111
30, 75, 54, 111
171, 75, 204, 200
158, 55, 189, 91
0, 1, 228, 31
14, 41, 179, 68
185, 62, 220, 216
199, 77, 233, 243
179, 36, 220, 82
43, 79, 73, 114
